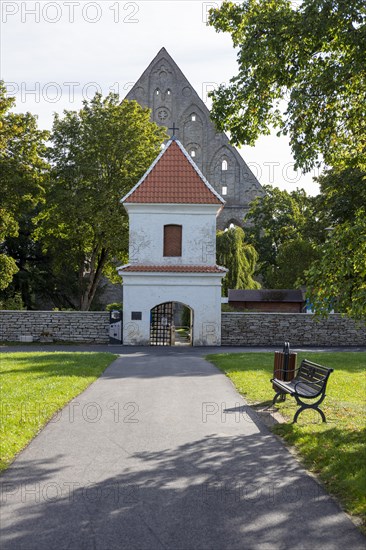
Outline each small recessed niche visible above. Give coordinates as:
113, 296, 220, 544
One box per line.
222, 186, 228, 196
222, 159, 228, 171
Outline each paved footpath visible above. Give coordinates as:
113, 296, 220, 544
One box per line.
1, 348, 365, 549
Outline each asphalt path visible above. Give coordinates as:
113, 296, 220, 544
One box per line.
1, 348, 365, 549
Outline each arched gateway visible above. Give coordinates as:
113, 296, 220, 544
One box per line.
118, 139, 227, 346
150, 302, 193, 346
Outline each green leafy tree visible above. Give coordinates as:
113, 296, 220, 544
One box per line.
36, 93, 167, 310
0, 291, 25, 310
0, 213, 18, 290
265, 238, 320, 289
208, 1, 365, 315
2, 213, 77, 310
304, 166, 366, 319
245, 185, 324, 286
316, 166, 366, 226
217, 225, 260, 296
306, 208, 366, 320
0, 82, 49, 291
208, 0, 366, 171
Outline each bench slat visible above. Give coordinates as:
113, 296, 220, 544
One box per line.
272, 379, 319, 397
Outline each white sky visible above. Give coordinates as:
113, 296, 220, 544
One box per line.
1, 0, 320, 194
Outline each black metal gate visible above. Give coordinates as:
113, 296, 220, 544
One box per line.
150, 302, 174, 346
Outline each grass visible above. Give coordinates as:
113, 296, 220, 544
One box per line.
175, 328, 190, 339
207, 351, 366, 530
0, 352, 117, 472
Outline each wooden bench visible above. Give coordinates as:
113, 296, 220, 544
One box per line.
271, 359, 334, 423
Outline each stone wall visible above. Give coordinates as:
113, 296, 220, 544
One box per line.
221, 313, 366, 347
0, 311, 110, 344
1, 311, 365, 347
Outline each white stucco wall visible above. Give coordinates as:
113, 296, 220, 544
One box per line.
122, 272, 224, 346
125, 204, 219, 266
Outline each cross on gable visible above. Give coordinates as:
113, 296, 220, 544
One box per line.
168, 123, 179, 138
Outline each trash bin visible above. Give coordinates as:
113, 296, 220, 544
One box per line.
109, 310, 123, 344
272, 341, 297, 390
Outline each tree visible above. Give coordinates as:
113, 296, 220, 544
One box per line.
0, 212, 18, 290
208, 0, 366, 171
265, 238, 320, 289
2, 212, 76, 309
245, 185, 324, 286
0, 82, 49, 291
216, 225, 260, 296
306, 208, 366, 320
316, 166, 366, 226
304, 165, 366, 319
36, 93, 167, 310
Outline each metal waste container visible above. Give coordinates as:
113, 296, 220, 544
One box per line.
272, 341, 297, 390
109, 310, 123, 344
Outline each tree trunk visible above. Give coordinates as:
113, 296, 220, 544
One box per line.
80, 247, 108, 311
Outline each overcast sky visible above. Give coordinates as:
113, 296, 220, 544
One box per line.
1, 0, 320, 194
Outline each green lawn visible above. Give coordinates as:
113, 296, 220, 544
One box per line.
0, 352, 117, 472
207, 351, 366, 531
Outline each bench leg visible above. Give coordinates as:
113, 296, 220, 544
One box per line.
293, 394, 327, 423
272, 391, 286, 406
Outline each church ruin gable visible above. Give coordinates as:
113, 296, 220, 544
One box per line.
126, 47, 265, 229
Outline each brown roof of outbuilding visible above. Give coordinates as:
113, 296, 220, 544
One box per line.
121, 140, 224, 205
119, 264, 227, 273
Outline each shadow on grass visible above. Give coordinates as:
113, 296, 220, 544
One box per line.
0, 353, 116, 377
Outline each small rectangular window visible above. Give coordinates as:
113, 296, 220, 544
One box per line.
164, 225, 182, 257
222, 186, 228, 196
131, 312, 142, 320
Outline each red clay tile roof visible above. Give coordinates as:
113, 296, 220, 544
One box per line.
122, 140, 224, 205
119, 264, 227, 273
